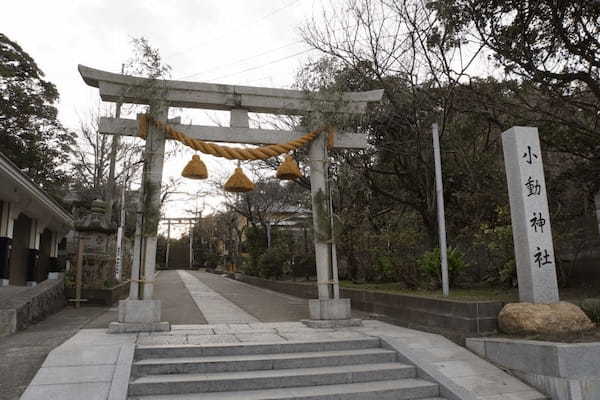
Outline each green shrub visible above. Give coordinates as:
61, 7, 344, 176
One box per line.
417, 247, 468, 288
373, 255, 399, 282
258, 246, 287, 279
240, 254, 261, 277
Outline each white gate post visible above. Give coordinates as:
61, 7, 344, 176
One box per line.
308, 133, 333, 301
307, 130, 352, 323
111, 102, 170, 333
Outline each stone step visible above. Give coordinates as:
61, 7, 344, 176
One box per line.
133, 348, 398, 376
128, 363, 417, 396
135, 338, 381, 360
128, 379, 440, 399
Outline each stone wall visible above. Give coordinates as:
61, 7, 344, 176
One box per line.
0, 277, 65, 336
237, 274, 504, 342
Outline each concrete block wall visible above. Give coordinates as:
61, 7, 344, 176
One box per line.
237, 274, 504, 340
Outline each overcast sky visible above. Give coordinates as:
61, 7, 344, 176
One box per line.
4, 0, 336, 236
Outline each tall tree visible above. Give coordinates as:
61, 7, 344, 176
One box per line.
0, 33, 74, 191
430, 0, 600, 101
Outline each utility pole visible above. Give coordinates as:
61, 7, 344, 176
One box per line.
105, 64, 125, 221
165, 220, 171, 269
189, 220, 193, 269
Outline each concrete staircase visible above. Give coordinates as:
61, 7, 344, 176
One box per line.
128, 337, 446, 399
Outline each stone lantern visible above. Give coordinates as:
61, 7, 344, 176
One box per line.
74, 199, 117, 288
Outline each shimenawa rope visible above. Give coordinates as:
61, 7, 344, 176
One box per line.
137, 114, 335, 160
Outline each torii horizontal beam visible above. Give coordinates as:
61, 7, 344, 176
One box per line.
160, 217, 200, 224
99, 117, 368, 149
78, 65, 383, 115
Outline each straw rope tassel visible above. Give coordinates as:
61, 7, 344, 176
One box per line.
276, 155, 302, 180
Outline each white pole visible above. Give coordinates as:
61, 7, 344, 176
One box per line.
189, 221, 193, 269
165, 220, 171, 269
115, 161, 129, 280
432, 123, 449, 296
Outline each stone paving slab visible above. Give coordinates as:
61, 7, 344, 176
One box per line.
19, 320, 547, 400
351, 322, 546, 400
21, 382, 112, 400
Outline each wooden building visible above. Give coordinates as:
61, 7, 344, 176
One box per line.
0, 152, 72, 286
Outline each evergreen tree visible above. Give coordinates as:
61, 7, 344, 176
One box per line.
0, 33, 74, 192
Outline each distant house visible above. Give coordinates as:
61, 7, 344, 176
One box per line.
266, 205, 311, 230
0, 152, 73, 286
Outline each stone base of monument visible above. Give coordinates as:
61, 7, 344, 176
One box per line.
48, 272, 63, 280
302, 298, 362, 328
108, 299, 170, 334
498, 301, 595, 335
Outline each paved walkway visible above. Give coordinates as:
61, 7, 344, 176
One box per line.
154, 270, 206, 325
188, 270, 315, 322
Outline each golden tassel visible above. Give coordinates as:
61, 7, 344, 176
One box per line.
181, 155, 208, 180
224, 167, 255, 192
276, 155, 302, 180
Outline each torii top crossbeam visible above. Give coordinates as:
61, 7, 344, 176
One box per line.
79, 65, 383, 115
79, 65, 382, 149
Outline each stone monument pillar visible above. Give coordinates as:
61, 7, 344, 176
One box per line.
502, 126, 559, 303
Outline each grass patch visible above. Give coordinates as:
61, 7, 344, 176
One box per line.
338, 281, 518, 301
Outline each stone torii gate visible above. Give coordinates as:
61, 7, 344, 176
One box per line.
78, 65, 383, 331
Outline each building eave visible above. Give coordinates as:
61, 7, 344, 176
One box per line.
0, 152, 73, 232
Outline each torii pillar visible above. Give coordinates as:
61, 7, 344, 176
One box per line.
78, 65, 382, 330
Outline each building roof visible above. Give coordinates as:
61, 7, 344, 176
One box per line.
0, 151, 73, 233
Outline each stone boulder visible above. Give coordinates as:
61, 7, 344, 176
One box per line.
498, 302, 595, 335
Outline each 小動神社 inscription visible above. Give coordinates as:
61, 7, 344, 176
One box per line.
502, 126, 559, 303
